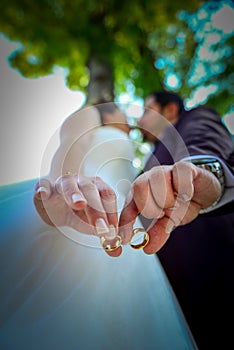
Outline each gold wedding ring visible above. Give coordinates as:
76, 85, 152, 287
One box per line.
100, 235, 122, 252
65, 171, 73, 176
129, 228, 149, 250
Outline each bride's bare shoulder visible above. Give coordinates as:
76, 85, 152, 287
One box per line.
60, 105, 101, 142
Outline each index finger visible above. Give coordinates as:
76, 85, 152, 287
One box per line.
55, 174, 87, 210
34, 178, 52, 200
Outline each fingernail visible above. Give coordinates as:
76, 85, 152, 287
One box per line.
36, 186, 48, 198
95, 218, 110, 235
158, 210, 165, 218
165, 223, 175, 234
72, 193, 86, 203
105, 225, 117, 240
179, 194, 190, 202
36, 186, 48, 194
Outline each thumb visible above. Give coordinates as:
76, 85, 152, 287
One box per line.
143, 216, 174, 255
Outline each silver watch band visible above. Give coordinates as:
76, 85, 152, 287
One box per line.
191, 159, 225, 213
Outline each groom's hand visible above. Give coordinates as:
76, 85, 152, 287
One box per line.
119, 161, 221, 254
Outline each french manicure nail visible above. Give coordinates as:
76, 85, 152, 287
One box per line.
37, 186, 48, 194
95, 218, 110, 235
105, 225, 117, 240
36, 186, 48, 198
71, 193, 86, 203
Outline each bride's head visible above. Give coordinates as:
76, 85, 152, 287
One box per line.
95, 102, 131, 135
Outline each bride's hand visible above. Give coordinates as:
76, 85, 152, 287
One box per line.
33, 174, 122, 256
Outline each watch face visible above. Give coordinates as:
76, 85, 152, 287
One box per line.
193, 158, 218, 165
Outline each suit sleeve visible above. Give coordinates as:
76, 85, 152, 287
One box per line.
177, 107, 234, 214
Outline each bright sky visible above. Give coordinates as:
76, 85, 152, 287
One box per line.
0, 35, 85, 185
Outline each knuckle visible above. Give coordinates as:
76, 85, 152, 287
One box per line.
81, 184, 96, 196
55, 175, 64, 188
141, 201, 164, 219
174, 161, 193, 173
79, 179, 96, 191
61, 182, 74, 195
150, 169, 166, 186
149, 171, 158, 185
141, 208, 156, 219
55, 176, 77, 197
100, 188, 116, 200
132, 180, 145, 194
36, 178, 51, 188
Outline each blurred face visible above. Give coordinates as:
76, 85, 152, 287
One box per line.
137, 96, 168, 143
103, 108, 131, 134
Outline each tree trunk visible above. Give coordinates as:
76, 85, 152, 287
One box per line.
87, 55, 114, 104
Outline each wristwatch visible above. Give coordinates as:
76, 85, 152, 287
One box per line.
191, 158, 225, 213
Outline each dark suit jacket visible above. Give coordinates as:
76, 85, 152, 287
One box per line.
141, 106, 234, 349
143, 106, 234, 172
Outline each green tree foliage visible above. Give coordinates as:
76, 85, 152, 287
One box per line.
149, 1, 234, 115
0, 0, 201, 99
0, 0, 233, 114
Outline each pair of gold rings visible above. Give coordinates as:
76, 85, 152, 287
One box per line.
100, 228, 149, 252
65, 172, 149, 252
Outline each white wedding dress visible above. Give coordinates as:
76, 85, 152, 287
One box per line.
0, 126, 197, 349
